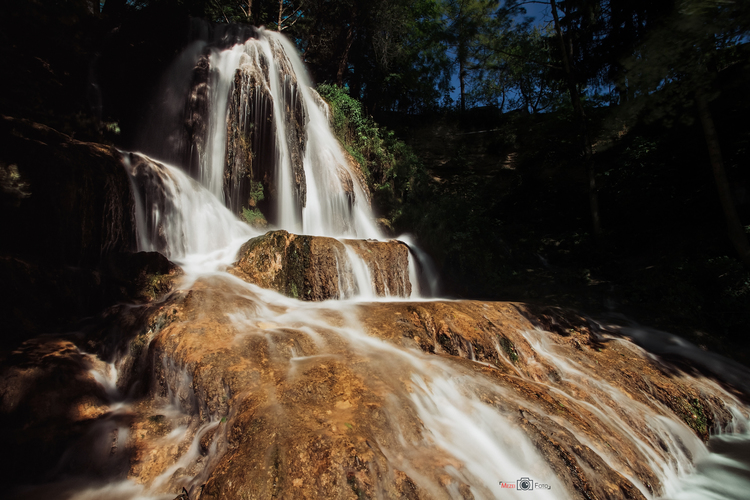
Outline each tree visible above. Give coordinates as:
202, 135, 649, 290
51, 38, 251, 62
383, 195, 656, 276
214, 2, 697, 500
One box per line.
621, 0, 750, 266
441, 0, 501, 112
549, 0, 602, 235
471, 16, 562, 113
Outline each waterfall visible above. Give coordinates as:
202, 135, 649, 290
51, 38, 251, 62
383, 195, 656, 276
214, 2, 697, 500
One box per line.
134, 27, 381, 240
123, 152, 255, 274
124, 25, 428, 293
11, 23, 749, 500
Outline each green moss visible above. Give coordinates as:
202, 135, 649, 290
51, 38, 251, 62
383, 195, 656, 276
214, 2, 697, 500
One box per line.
145, 414, 171, 437
248, 180, 264, 204
347, 472, 366, 499
241, 207, 267, 227
139, 272, 175, 302
498, 335, 519, 363
687, 398, 708, 436
282, 236, 311, 300
130, 333, 148, 356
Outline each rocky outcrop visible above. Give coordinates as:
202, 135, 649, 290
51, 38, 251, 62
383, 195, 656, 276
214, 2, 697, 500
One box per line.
100, 251, 183, 304
225, 55, 275, 216
222, 39, 307, 221
5, 280, 746, 499
230, 230, 411, 300
343, 238, 411, 296
0, 336, 112, 488
183, 53, 211, 176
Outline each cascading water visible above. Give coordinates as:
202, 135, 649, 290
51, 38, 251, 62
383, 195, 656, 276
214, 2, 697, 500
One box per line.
128, 25, 421, 296
11, 23, 750, 500
123, 152, 256, 274
135, 26, 379, 241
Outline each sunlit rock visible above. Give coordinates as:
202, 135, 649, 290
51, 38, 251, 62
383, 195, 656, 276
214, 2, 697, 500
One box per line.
230, 230, 412, 300
8, 280, 743, 499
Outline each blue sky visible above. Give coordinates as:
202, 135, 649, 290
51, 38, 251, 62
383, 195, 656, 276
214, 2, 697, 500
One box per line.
448, 1, 553, 104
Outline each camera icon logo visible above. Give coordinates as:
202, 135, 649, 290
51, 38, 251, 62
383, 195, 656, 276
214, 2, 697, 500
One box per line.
517, 477, 533, 491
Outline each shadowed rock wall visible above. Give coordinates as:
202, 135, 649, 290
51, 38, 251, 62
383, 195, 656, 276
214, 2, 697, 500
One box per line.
0, 117, 180, 344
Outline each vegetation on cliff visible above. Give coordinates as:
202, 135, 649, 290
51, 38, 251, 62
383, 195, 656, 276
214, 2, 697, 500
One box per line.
317, 83, 426, 222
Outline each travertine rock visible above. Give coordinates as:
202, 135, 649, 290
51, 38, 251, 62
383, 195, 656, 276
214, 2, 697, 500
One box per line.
230, 230, 412, 300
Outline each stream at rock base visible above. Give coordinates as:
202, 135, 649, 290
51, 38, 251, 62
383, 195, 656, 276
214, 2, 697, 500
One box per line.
7, 25, 750, 500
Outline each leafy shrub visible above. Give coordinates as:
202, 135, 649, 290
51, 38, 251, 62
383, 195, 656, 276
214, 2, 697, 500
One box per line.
241, 207, 267, 227
248, 180, 264, 205
316, 84, 425, 215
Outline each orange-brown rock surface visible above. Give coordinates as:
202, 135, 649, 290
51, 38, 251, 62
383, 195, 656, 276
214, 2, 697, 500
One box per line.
230, 230, 411, 300
3, 274, 747, 499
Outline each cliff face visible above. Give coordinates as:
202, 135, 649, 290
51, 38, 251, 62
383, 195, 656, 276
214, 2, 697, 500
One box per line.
183, 37, 308, 221
0, 116, 136, 266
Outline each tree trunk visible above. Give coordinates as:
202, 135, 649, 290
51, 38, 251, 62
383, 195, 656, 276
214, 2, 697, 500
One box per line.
278, 0, 283, 31
459, 55, 466, 112
695, 89, 750, 268
102, 0, 127, 16
336, 9, 357, 85
550, 0, 601, 236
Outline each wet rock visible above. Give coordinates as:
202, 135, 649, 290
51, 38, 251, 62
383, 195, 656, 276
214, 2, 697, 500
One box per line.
344, 239, 411, 297
135, 289, 746, 497
4, 278, 748, 498
225, 60, 274, 216
222, 41, 307, 222
183, 54, 211, 176
0, 336, 110, 487
101, 251, 183, 304
230, 230, 412, 300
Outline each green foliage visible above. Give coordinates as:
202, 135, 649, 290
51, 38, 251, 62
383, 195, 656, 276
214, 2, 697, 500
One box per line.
248, 180, 264, 204
498, 336, 519, 363
241, 207, 267, 227
317, 83, 425, 212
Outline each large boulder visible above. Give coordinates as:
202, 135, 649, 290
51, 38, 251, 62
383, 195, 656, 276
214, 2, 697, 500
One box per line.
229, 230, 412, 300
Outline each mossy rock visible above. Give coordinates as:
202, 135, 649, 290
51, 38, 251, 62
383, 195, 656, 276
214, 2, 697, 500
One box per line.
230, 230, 412, 300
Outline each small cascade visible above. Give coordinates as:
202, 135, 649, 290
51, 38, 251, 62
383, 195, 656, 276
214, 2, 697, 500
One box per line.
342, 243, 375, 299
341, 239, 411, 298
230, 230, 413, 300
123, 152, 255, 273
